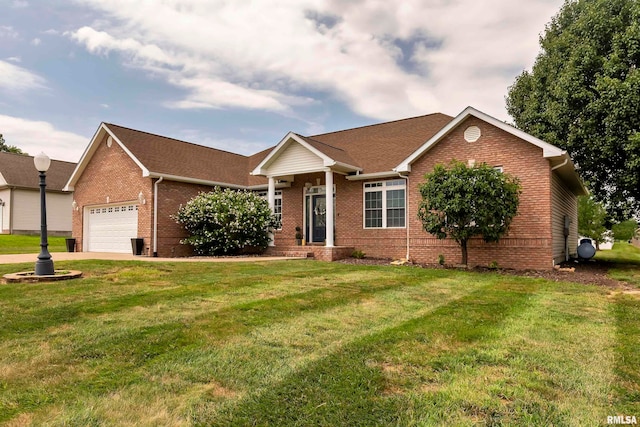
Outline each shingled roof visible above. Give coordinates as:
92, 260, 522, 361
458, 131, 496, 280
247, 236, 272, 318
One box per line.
307, 113, 453, 174
105, 123, 260, 187
0, 152, 76, 192
106, 114, 453, 181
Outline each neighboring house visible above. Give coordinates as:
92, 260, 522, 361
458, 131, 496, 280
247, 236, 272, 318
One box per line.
65, 107, 587, 268
0, 152, 75, 235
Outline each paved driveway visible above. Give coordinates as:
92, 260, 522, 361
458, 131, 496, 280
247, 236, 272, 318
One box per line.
0, 252, 304, 264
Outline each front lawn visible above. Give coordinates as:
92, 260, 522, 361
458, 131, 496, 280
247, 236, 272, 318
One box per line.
0, 260, 637, 425
0, 234, 67, 254
596, 242, 640, 287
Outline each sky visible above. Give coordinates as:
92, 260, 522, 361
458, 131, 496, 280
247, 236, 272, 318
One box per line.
0, 0, 564, 163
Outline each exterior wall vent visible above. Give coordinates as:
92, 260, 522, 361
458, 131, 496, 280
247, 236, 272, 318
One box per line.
107, 136, 113, 147
464, 126, 481, 142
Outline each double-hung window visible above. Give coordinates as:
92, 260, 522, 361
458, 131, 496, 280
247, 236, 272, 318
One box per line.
256, 190, 282, 229
364, 179, 406, 228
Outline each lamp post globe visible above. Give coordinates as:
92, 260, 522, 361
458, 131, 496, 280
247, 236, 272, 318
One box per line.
34, 152, 54, 276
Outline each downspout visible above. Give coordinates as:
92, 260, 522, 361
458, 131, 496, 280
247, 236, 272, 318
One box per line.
153, 176, 163, 257
551, 157, 569, 171
9, 187, 14, 234
398, 173, 410, 261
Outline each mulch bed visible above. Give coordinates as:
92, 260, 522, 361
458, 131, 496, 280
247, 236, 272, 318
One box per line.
337, 257, 630, 289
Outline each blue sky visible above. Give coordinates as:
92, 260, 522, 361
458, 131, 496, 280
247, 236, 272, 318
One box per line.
0, 0, 563, 163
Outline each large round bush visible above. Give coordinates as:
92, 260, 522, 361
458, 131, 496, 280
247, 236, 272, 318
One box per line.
175, 187, 278, 255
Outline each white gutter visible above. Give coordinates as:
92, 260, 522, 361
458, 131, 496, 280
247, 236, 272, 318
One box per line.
146, 172, 247, 190
551, 155, 569, 171
152, 176, 163, 257
345, 171, 401, 181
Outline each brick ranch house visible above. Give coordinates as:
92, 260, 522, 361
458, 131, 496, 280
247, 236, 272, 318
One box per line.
64, 107, 587, 269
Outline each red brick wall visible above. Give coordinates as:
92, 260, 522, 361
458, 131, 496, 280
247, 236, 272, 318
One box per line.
276, 118, 557, 269
155, 180, 213, 257
72, 133, 153, 253
405, 117, 554, 269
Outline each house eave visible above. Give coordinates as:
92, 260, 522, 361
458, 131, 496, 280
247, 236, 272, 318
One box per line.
345, 171, 404, 181
146, 172, 248, 190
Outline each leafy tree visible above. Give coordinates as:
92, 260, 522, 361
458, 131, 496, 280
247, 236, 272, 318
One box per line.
506, 0, 640, 219
417, 161, 522, 266
0, 133, 25, 154
612, 219, 639, 241
578, 195, 609, 249
174, 187, 278, 255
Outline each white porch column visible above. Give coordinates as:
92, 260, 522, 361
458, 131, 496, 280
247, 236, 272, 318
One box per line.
325, 170, 334, 247
267, 176, 276, 247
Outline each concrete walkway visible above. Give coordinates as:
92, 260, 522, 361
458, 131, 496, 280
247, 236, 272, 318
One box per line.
0, 252, 306, 265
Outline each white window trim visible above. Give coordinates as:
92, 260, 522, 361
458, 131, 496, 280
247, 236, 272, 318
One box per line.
256, 190, 283, 230
363, 179, 406, 229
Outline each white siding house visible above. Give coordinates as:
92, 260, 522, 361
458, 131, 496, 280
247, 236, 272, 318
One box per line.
0, 152, 75, 235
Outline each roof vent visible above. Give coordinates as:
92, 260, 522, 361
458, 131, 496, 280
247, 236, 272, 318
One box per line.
464, 126, 481, 142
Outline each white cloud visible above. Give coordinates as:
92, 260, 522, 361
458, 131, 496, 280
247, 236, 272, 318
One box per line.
69, 0, 563, 121
0, 115, 88, 162
6, 56, 21, 63
0, 26, 19, 39
30, 37, 41, 46
0, 60, 47, 92
11, 0, 29, 8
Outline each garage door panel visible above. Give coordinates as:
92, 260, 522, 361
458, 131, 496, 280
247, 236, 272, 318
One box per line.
87, 204, 138, 253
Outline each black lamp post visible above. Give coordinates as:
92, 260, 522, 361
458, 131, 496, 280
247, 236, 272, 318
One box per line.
34, 152, 54, 276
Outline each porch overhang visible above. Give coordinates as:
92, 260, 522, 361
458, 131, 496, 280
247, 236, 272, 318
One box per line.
251, 132, 361, 178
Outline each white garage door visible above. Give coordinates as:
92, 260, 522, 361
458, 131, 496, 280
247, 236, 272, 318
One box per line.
87, 204, 138, 253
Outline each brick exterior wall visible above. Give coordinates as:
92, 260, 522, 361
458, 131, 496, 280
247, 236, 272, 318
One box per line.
155, 180, 213, 257
72, 134, 153, 254
276, 118, 557, 269
72, 134, 221, 257
405, 117, 554, 269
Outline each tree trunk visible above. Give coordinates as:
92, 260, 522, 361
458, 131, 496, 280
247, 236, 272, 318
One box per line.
460, 239, 468, 266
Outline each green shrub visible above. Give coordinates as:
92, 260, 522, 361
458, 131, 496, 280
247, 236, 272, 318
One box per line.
438, 254, 445, 266
351, 250, 366, 259
174, 187, 278, 255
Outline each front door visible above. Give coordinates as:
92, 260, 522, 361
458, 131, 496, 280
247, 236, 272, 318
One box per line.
311, 195, 326, 242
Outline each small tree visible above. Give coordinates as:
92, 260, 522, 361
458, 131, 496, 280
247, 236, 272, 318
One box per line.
418, 161, 521, 266
578, 195, 609, 249
174, 187, 278, 255
612, 219, 639, 241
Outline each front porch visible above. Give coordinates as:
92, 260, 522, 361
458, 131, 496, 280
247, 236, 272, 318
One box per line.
265, 245, 355, 262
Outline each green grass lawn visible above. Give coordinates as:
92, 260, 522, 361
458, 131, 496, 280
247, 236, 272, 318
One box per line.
0, 234, 67, 254
596, 242, 640, 287
0, 258, 638, 426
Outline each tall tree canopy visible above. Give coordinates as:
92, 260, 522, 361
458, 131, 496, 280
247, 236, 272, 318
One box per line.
506, 0, 640, 219
418, 161, 521, 266
0, 133, 25, 155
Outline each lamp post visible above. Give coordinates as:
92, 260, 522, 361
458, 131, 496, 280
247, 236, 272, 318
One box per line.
34, 152, 54, 276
